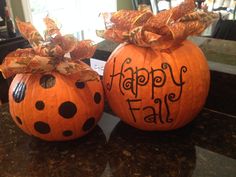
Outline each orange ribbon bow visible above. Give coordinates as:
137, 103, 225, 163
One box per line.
98, 0, 218, 50
0, 16, 99, 81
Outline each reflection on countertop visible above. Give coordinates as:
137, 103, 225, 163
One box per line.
0, 104, 108, 177
0, 103, 235, 177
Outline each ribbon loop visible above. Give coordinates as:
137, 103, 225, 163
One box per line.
0, 17, 98, 81
98, 0, 219, 50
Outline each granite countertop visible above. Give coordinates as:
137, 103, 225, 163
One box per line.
0, 36, 236, 176
0, 103, 235, 177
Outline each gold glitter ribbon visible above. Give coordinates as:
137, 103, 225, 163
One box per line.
97, 0, 219, 50
0, 16, 98, 81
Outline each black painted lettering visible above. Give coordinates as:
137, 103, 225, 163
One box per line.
127, 98, 141, 122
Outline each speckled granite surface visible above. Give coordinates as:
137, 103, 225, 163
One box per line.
0, 103, 235, 177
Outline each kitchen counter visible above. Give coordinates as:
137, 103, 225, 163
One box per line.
0, 103, 235, 177
0, 36, 236, 176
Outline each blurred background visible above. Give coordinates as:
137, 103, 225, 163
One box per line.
0, 0, 235, 43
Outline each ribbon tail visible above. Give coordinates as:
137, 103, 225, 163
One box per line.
74, 68, 100, 82
0, 49, 33, 78
56, 59, 99, 81
170, 0, 196, 21
43, 15, 61, 40
70, 40, 96, 60
0, 49, 56, 78
0, 59, 28, 78
0, 64, 11, 79
179, 11, 219, 36
27, 56, 55, 73
143, 0, 195, 34
111, 10, 153, 30
97, 29, 127, 43
15, 18, 44, 47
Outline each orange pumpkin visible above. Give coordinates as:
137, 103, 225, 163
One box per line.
9, 71, 104, 141
103, 40, 210, 131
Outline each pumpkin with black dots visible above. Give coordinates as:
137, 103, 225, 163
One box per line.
9, 72, 104, 141
0, 17, 105, 141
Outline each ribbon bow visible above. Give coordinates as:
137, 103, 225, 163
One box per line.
0, 16, 99, 81
97, 0, 219, 50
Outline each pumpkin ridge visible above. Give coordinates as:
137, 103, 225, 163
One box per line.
193, 42, 210, 114
140, 47, 151, 128
185, 41, 200, 126
170, 44, 190, 129
48, 72, 59, 140
158, 51, 172, 129
162, 50, 179, 130
132, 45, 147, 127
171, 44, 188, 128
157, 51, 167, 129
168, 41, 190, 129
58, 81, 71, 139
37, 74, 53, 139
21, 74, 33, 135
107, 47, 128, 121
66, 80, 78, 139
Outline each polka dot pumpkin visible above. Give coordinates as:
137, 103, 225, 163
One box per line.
9, 72, 104, 141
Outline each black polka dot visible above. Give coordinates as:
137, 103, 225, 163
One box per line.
63, 130, 73, 137
13, 82, 26, 103
40, 74, 56, 89
16, 116, 22, 125
34, 121, 51, 134
59, 101, 77, 119
35, 101, 45, 110
83, 117, 95, 132
75, 81, 85, 89
94, 92, 101, 104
